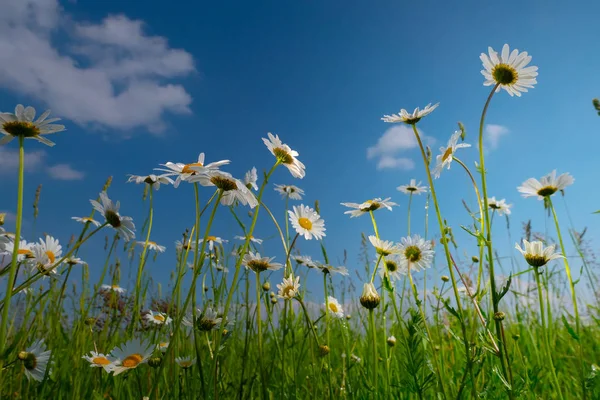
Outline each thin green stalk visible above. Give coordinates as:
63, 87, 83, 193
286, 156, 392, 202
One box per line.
407, 192, 413, 236
256, 271, 267, 399
323, 273, 333, 398
369, 309, 378, 395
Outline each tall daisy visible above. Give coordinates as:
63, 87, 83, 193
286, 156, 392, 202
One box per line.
480, 44, 538, 97
82, 351, 115, 372
234, 235, 263, 245
515, 240, 563, 268
517, 170, 574, 200
5, 239, 34, 262
340, 198, 397, 218
274, 184, 304, 200
183, 307, 223, 331
156, 152, 230, 188
244, 167, 258, 191
176, 356, 197, 369
381, 103, 439, 125
0, 105, 65, 147
277, 275, 301, 300
288, 204, 326, 240
109, 338, 153, 376
368, 236, 399, 256
324, 296, 344, 318
90, 192, 136, 241
19, 339, 51, 381
488, 197, 512, 216
243, 252, 283, 273
127, 174, 173, 190
71, 216, 102, 227
136, 241, 166, 253
432, 131, 471, 178
190, 170, 258, 208
398, 235, 434, 272
144, 310, 172, 326
294, 255, 318, 268
203, 236, 227, 251
100, 284, 126, 294
379, 254, 406, 282
316, 263, 349, 276
397, 179, 427, 195
262, 132, 306, 178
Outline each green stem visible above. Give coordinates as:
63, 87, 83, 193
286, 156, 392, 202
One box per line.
323, 273, 333, 398
256, 271, 267, 399
407, 192, 413, 236
369, 309, 378, 394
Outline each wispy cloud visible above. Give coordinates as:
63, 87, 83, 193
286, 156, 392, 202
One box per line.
47, 164, 85, 180
0, 148, 83, 180
367, 125, 435, 171
0, 0, 195, 134
485, 124, 510, 150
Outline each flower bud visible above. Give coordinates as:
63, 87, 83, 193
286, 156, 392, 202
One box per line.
271, 297, 278, 305
386, 336, 396, 347
318, 345, 330, 357
471, 256, 479, 263
148, 357, 162, 368
493, 311, 506, 321
262, 282, 270, 291
359, 282, 380, 310
441, 275, 450, 282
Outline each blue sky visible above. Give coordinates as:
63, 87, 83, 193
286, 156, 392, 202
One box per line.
1, 0, 599, 300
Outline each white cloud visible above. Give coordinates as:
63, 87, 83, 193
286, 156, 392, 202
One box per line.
0, 147, 46, 174
0, 0, 194, 134
367, 125, 434, 170
485, 124, 509, 150
47, 163, 84, 180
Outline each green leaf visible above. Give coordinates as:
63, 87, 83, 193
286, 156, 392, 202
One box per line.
497, 273, 512, 301
442, 297, 460, 321
562, 315, 580, 341
382, 275, 394, 293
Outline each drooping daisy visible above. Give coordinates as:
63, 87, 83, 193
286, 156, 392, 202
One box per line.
234, 235, 263, 245
71, 216, 102, 227
294, 255, 318, 268
144, 310, 172, 326
156, 153, 230, 188
184, 307, 223, 331
175, 356, 196, 369
381, 103, 439, 125
0, 105, 65, 147
517, 170, 574, 200
515, 240, 563, 268
432, 131, 471, 178
398, 235, 435, 273
324, 296, 344, 318
19, 339, 51, 382
175, 239, 196, 253
277, 275, 301, 300
243, 252, 283, 273
288, 205, 326, 240
136, 241, 166, 253
488, 197, 512, 216
262, 132, 306, 178
202, 236, 227, 251
190, 170, 258, 208
90, 192, 136, 241
109, 338, 153, 376
100, 284, 126, 294
316, 263, 350, 276
368, 236, 399, 257
359, 282, 380, 310
244, 167, 258, 191
480, 44, 538, 97
127, 174, 173, 190
82, 351, 115, 372
397, 179, 428, 195
378, 254, 407, 282
64, 256, 87, 266
340, 198, 398, 218
274, 184, 305, 200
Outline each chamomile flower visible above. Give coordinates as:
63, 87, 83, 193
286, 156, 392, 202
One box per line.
82, 351, 114, 372
381, 103, 439, 125
294, 255, 318, 268
109, 338, 153, 376
274, 184, 304, 200
144, 310, 172, 326
517, 170, 574, 200
0, 105, 65, 147
191, 170, 258, 208
368, 236, 399, 256
398, 235, 434, 273
288, 205, 326, 240
277, 276, 301, 300
71, 216, 102, 227
31, 244, 60, 276
157, 342, 169, 353
515, 240, 563, 268
488, 197, 512, 216
379, 254, 406, 282
359, 282, 380, 309
136, 241, 166, 253
175, 239, 196, 253
316, 263, 350, 276
341, 198, 397, 218
100, 284, 126, 294
243, 252, 283, 273
480, 44, 538, 97
64, 256, 87, 266
19, 339, 51, 382
5, 239, 34, 261
324, 296, 344, 318
90, 192, 136, 241
127, 174, 173, 190
397, 179, 427, 195
183, 307, 223, 331
175, 356, 196, 369
234, 235, 263, 245
432, 131, 471, 178
156, 153, 230, 188
262, 132, 306, 178
203, 236, 227, 251
244, 167, 258, 191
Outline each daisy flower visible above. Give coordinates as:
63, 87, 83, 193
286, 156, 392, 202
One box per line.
65, 256, 87, 266
243, 252, 283, 273
294, 255, 318, 268
517, 170, 574, 200
156, 152, 230, 188
136, 241, 166, 253
288, 205, 326, 240
194, 307, 223, 331
175, 239, 196, 253
359, 282, 380, 310
432, 131, 471, 178
19, 339, 51, 382
341, 198, 397, 218
277, 275, 301, 300
488, 197, 512, 216
378, 254, 406, 282
234, 235, 263, 245
324, 296, 344, 318
316, 263, 349, 276
397, 179, 427, 195
144, 310, 172, 326
110, 338, 153, 376
480, 44, 538, 97
368, 236, 399, 256
262, 132, 306, 178
82, 351, 114, 372
274, 184, 304, 200
216, 264, 229, 273
190, 170, 258, 208
203, 236, 227, 251
5, 239, 34, 261
0, 105, 65, 147
244, 167, 258, 191
175, 356, 196, 369
31, 244, 60, 276
515, 239, 563, 268
127, 174, 173, 190
398, 235, 435, 273
100, 284, 126, 294
90, 192, 136, 241
71, 216, 102, 227
157, 342, 169, 353
381, 103, 439, 125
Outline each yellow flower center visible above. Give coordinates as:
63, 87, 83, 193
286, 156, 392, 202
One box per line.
45, 251, 56, 264
442, 147, 453, 162
206, 236, 217, 242
159, 342, 168, 347
298, 217, 312, 230
404, 245, 422, 263
180, 361, 193, 368
210, 176, 238, 191
2, 121, 40, 138
385, 260, 398, 273
361, 200, 381, 212
92, 356, 111, 366
181, 163, 203, 174
537, 186, 557, 197
328, 303, 339, 313
273, 147, 293, 164
122, 354, 143, 368
111, 285, 120, 290
18, 249, 32, 256
492, 63, 518, 85
153, 314, 166, 322
105, 210, 121, 228
248, 260, 269, 273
